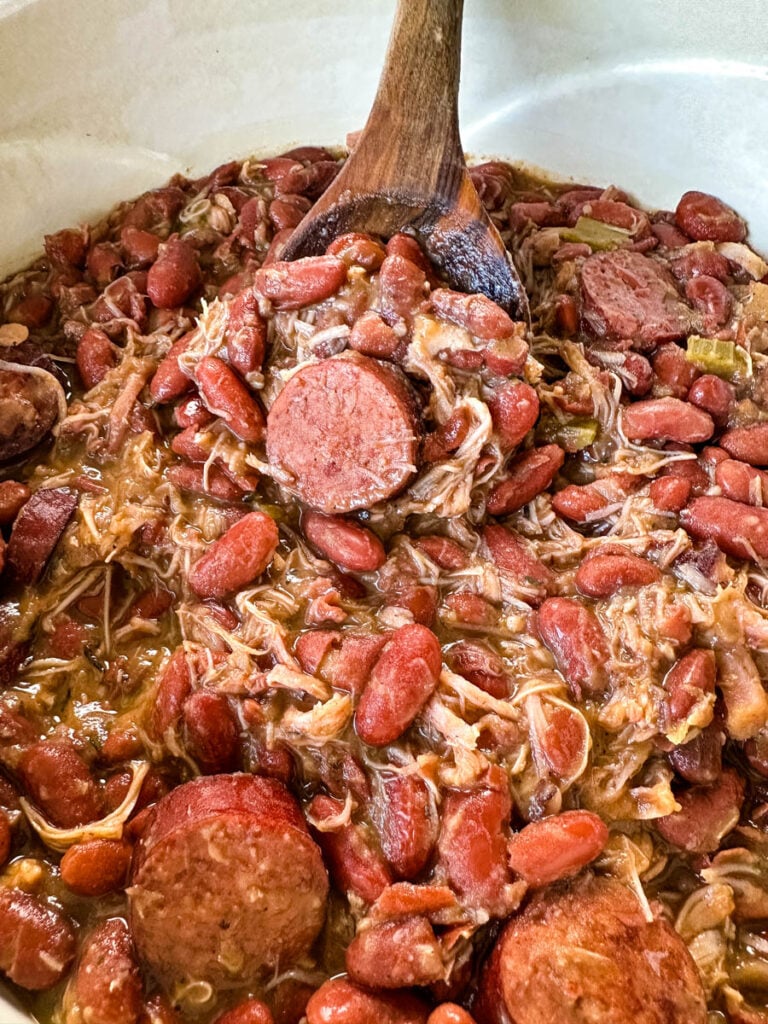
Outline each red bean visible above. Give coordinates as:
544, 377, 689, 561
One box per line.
355, 624, 442, 746
152, 647, 193, 739
415, 535, 469, 571
45, 227, 87, 269
506, 810, 609, 887
139, 995, 185, 1024
0, 808, 11, 867
183, 690, 240, 773
349, 310, 401, 358
716, 459, 768, 506
622, 397, 714, 444
663, 649, 718, 726
0, 481, 31, 527
225, 289, 267, 376
379, 774, 437, 880
509, 201, 557, 230
174, 393, 215, 429
253, 256, 347, 309
427, 1005, 477, 1024
87, 241, 123, 287
555, 293, 579, 336
675, 190, 746, 243
650, 475, 691, 512
328, 232, 386, 270
445, 591, 497, 626
430, 288, 517, 341
68, 919, 143, 1024
346, 915, 444, 988
385, 233, 433, 275
486, 445, 565, 516
0, 889, 76, 990
302, 511, 386, 572
668, 723, 723, 786
269, 195, 311, 232
214, 999, 275, 1024
686, 275, 733, 326
377, 254, 429, 322
688, 374, 735, 424
655, 768, 744, 853
196, 355, 266, 443
147, 237, 201, 308
720, 423, 768, 466
575, 548, 661, 597
651, 342, 699, 399
76, 327, 117, 389
189, 511, 278, 598
681, 496, 768, 559
309, 794, 392, 903
18, 740, 102, 828
149, 332, 195, 403
423, 407, 472, 462
487, 380, 540, 450
670, 247, 730, 283
60, 838, 132, 896
120, 225, 161, 268
537, 597, 610, 699
167, 462, 246, 502
446, 640, 509, 699
482, 523, 553, 603
305, 977, 429, 1024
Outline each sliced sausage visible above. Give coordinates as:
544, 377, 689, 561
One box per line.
6, 487, 78, 585
64, 919, 142, 1024
0, 888, 77, 990
473, 875, 707, 1024
580, 249, 691, 349
266, 353, 419, 513
129, 774, 328, 991
0, 364, 60, 461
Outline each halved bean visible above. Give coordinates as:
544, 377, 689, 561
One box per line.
152, 647, 193, 740
686, 275, 733, 326
174, 393, 215, 429
0, 889, 76, 990
18, 739, 102, 828
355, 624, 442, 746
668, 724, 723, 785
506, 810, 609, 887
423, 407, 472, 462
575, 549, 661, 597
377, 254, 429, 322
147, 237, 201, 309
681, 496, 768, 560
305, 977, 429, 1024
446, 640, 509, 699
716, 459, 768, 506
196, 355, 266, 443
302, 511, 385, 572
487, 380, 540, 450
149, 332, 195, 403
537, 597, 610, 699
378, 774, 437, 880
189, 511, 278, 599
622, 397, 714, 444
346, 916, 444, 989
720, 423, 768, 466
253, 256, 347, 310
60, 838, 132, 896
66, 919, 142, 1024
675, 190, 746, 243
486, 444, 564, 516
309, 794, 392, 903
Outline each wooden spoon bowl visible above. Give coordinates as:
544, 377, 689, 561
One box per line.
281, 0, 528, 320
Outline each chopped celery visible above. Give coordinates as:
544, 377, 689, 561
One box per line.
538, 415, 598, 452
560, 216, 632, 251
685, 335, 748, 379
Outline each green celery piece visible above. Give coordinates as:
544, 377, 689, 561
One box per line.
539, 415, 598, 452
560, 216, 632, 251
685, 336, 747, 379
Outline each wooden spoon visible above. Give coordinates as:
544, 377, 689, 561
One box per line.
281, 0, 528, 319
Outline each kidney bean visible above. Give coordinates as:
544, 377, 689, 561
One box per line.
537, 597, 610, 700
18, 739, 102, 828
688, 374, 735, 425
0, 481, 30, 527
507, 810, 609, 887
551, 475, 632, 522
182, 690, 240, 773
379, 774, 437, 879
75, 326, 116, 389
214, 999, 275, 1024
86, 241, 123, 287
622, 396, 714, 444
446, 640, 509, 699
415, 535, 469, 571
124, 186, 186, 232
269, 195, 311, 232
675, 190, 746, 243
650, 475, 691, 512
346, 915, 444, 989
328, 232, 387, 271
174, 393, 215, 429
445, 591, 498, 626
668, 723, 723, 785
575, 548, 661, 597
670, 246, 731, 283
149, 332, 195, 402
120, 225, 161, 269
423, 407, 472, 462
720, 423, 768, 466
650, 342, 699, 399
377, 254, 429, 323
297, 630, 389, 698
652, 220, 691, 248
486, 444, 564, 516
430, 288, 517, 341
147, 237, 201, 309
686, 274, 733, 326
355, 624, 442, 746
484, 332, 529, 377
554, 293, 579, 336
715, 459, 768, 506
383, 578, 438, 628
100, 726, 144, 763
427, 1005, 477, 1024
189, 510, 278, 599
349, 310, 400, 358
195, 355, 266, 443
305, 977, 429, 1024
0, 809, 11, 866
385, 233, 433, 274
509, 201, 557, 231
309, 794, 392, 903
438, 782, 514, 918
68, 918, 142, 1024
167, 462, 245, 502
487, 380, 540, 451
681, 496, 768, 560
45, 227, 87, 269
60, 838, 132, 896
139, 995, 185, 1024
656, 768, 744, 853
0, 889, 76, 990
482, 523, 553, 603
253, 256, 347, 309
152, 647, 193, 739
226, 288, 267, 376
659, 454, 710, 496
302, 511, 385, 572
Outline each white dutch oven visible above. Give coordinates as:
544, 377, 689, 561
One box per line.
1, 0, 767, 1019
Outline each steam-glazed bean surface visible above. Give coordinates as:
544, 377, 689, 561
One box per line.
2, 150, 768, 1024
